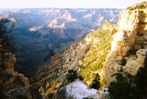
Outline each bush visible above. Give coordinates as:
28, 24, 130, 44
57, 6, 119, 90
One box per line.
137, 4, 145, 9
134, 67, 147, 92
108, 74, 137, 99
129, 48, 137, 54
128, 1, 147, 10
121, 58, 127, 66
66, 69, 78, 82
47, 93, 54, 99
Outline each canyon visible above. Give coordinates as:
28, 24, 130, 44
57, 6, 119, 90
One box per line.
0, 8, 121, 77
1, 1, 147, 99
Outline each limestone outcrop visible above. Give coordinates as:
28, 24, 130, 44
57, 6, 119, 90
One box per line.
104, 1, 147, 86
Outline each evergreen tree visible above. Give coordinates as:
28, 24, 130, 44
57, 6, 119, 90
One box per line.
90, 73, 100, 89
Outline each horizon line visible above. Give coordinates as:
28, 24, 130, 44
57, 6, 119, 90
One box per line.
0, 7, 124, 9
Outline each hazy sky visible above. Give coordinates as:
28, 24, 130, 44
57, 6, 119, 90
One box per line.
0, 0, 146, 8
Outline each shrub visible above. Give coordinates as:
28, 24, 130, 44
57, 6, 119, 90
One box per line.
137, 4, 145, 9
129, 48, 137, 54
66, 69, 78, 82
128, 1, 147, 10
108, 74, 137, 99
121, 58, 127, 66
47, 93, 54, 99
134, 67, 147, 92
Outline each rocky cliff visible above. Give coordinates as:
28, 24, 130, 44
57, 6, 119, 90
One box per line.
0, 41, 32, 99
104, 1, 147, 86
103, 1, 147, 98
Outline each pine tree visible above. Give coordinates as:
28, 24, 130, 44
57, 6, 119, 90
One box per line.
90, 73, 100, 89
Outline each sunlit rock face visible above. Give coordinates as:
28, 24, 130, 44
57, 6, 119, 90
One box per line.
104, 2, 147, 86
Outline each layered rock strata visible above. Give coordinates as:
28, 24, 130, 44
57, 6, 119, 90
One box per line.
104, 3, 147, 86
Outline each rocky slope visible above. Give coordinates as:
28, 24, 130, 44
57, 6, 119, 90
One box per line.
30, 1, 147, 99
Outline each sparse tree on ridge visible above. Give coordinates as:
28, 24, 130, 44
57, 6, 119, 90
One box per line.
0, 18, 15, 49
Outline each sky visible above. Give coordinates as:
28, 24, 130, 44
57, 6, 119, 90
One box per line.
0, 0, 146, 8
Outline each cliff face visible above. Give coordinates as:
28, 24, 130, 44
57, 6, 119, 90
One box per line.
0, 41, 32, 99
30, 1, 147, 99
104, 1, 147, 86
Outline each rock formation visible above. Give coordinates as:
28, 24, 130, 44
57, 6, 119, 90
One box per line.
1, 1, 147, 99
104, 1, 147, 86
0, 40, 32, 99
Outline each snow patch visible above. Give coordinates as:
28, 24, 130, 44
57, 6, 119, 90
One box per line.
57, 79, 109, 99
66, 79, 97, 99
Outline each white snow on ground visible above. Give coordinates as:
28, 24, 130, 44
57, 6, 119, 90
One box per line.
66, 79, 97, 99
65, 79, 109, 99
